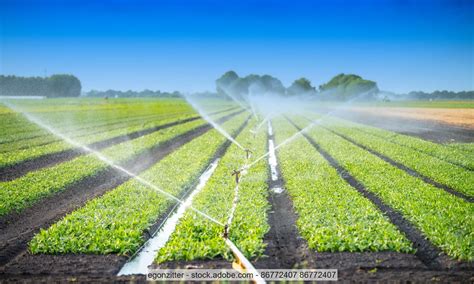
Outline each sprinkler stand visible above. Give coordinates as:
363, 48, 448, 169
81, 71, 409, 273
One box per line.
232, 169, 241, 184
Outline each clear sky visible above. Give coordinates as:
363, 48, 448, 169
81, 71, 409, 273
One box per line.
1, 0, 472, 93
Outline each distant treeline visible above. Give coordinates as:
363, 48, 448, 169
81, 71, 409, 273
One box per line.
216, 71, 473, 100
0, 75, 81, 97
216, 71, 378, 99
85, 89, 181, 98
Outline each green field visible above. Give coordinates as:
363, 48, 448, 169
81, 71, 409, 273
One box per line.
0, 97, 472, 277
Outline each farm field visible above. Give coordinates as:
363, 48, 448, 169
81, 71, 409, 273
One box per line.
0, 98, 473, 282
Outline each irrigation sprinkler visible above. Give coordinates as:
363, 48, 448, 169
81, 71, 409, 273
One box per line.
244, 148, 253, 159
223, 224, 229, 239
232, 169, 241, 184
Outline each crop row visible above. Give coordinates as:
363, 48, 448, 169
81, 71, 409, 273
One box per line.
273, 117, 413, 253
0, 113, 192, 153
0, 113, 202, 168
291, 116, 473, 261
0, 116, 217, 217
29, 113, 249, 255
0, 99, 195, 143
449, 143, 474, 154
326, 116, 474, 170
318, 118, 474, 197
156, 117, 270, 262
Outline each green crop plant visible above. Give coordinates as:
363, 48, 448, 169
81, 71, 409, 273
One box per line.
29, 113, 249, 255
273, 117, 413, 253
156, 118, 270, 262
0, 117, 210, 216
321, 119, 474, 197
291, 116, 474, 261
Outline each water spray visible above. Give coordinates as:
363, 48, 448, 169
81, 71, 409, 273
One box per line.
5, 99, 264, 282
244, 92, 372, 172
181, 93, 247, 151
2, 101, 225, 227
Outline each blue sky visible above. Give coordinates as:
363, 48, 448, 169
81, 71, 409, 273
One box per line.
1, 0, 472, 93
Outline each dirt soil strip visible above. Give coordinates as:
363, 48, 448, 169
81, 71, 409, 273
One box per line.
0, 108, 242, 182
330, 110, 474, 143
0, 110, 243, 269
285, 117, 462, 271
0, 115, 251, 279
255, 120, 315, 269
322, 125, 474, 203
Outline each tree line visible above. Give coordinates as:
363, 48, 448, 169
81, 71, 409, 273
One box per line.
405, 90, 474, 100
0, 75, 82, 97
215, 71, 379, 99
215, 71, 473, 100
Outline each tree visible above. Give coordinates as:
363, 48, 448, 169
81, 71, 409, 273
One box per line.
216, 71, 240, 95
287, 77, 316, 95
48, 75, 82, 97
319, 73, 378, 99
0, 74, 82, 97
215, 71, 286, 97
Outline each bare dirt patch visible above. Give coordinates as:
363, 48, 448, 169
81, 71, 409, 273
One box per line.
350, 107, 474, 129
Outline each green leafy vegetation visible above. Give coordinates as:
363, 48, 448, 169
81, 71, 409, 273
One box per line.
0, 98, 194, 144
29, 113, 249, 255
0, 118, 208, 216
156, 118, 270, 262
291, 117, 474, 261
273, 117, 413, 252
0, 113, 197, 167
329, 117, 474, 170
320, 118, 474, 196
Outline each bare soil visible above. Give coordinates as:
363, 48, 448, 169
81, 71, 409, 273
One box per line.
332, 108, 474, 143
350, 107, 474, 130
